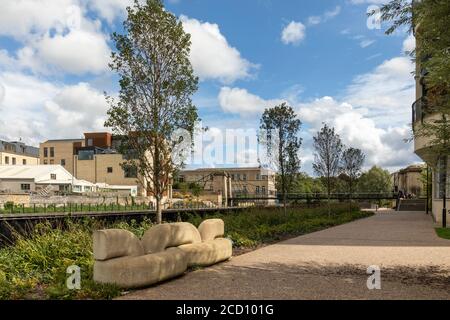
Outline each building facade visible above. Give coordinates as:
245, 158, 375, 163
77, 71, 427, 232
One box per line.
412, 24, 449, 225
40, 133, 149, 196
0, 165, 73, 194
178, 167, 277, 199
391, 164, 425, 197
0, 140, 39, 166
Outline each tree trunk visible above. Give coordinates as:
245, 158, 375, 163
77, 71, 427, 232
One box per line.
156, 196, 162, 224
327, 176, 331, 216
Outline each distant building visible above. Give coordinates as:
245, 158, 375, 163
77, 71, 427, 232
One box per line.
0, 165, 138, 196
178, 167, 277, 199
0, 165, 73, 194
391, 164, 425, 197
39, 132, 160, 198
0, 140, 39, 166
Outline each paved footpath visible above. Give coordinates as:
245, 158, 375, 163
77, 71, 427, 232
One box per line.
120, 211, 450, 300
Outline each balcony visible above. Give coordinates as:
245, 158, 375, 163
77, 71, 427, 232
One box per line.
412, 97, 427, 125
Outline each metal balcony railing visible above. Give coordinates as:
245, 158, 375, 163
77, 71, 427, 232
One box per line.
412, 97, 426, 124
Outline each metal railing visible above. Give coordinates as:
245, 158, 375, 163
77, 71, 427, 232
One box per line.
412, 97, 426, 124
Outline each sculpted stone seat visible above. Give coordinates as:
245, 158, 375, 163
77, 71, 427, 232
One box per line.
92, 219, 232, 288
178, 219, 233, 267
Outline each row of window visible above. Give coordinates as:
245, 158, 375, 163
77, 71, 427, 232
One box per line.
3, 156, 27, 165
43, 159, 65, 166
43, 147, 55, 158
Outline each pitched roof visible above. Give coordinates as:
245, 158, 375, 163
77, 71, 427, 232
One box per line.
0, 165, 73, 183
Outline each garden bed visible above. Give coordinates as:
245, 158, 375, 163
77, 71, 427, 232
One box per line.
0, 203, 372, 299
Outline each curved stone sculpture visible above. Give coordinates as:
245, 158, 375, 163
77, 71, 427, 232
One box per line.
93, 219, 232, 288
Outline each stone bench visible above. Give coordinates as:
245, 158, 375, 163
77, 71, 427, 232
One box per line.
93, 219, 232, 288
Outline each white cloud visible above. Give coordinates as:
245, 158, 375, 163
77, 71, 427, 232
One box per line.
307, 6, 341, 26
344, 56, 415, 126
218, 87, 284, 117
402, 34, 416, 53
0, 0, 111, 76
281, 21, 306, 45
360, 39, 376, 48
84, 0, 134, 24
0, 0, 76, 40
30, 29, 110, 75
180, 15, 257, 83
0, 72, 108, 145
297, 96, 417, 171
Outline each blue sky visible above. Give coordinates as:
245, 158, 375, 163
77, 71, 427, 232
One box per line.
0, 0, 421, 174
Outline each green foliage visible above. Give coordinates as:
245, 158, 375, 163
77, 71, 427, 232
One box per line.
341, 147, 365, 193
259, 103, 302, 208
435, 228, 450, 240
313, 124, 344, 197
291, 172, 325, 194
357, 166, 393, 193
378, 0, 450, 157
0, 205, 370, 299
186, 204, 371, 248
0, 218, 152, 300
104, 0, 200, 223
3, 202, 14, 210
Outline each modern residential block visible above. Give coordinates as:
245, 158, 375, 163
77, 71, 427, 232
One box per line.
40, 132, 160, 197
0, 140, 39, 166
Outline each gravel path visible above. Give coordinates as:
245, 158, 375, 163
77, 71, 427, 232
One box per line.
120, 211, 450, 300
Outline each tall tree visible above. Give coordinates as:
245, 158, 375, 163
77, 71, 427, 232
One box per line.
341, 147, 365, 194
357, 166, 393, 194
105, 0, 199, 224
259, 103, 302, 212
312, 124, 343, 214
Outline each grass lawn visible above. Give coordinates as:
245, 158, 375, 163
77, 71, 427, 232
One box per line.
0, 204, 372, 300
435, 228, 450, 240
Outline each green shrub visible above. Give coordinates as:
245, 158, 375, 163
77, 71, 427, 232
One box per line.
0, 203, 370, 299
3, 201, 14, 210
0, 218, 152, 300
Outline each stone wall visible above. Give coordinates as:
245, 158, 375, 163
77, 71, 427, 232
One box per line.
0, 193, 159, 209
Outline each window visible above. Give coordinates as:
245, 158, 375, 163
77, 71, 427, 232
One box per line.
242, 174, 247, 181
60, 159, 66, 166
44, 160, 48, 165
78, 150, 94, 160
50, 174, 57, 180
256, 173, 261, 180
12, 157, 16, 165
107, 167, 113, 173
49, 159, 54, 164
236, 174, 240, 181
21, 184, 31, 191
256, 186, 260, 194
5, 156, 9, 164
43, 147, 48, 157
87, 138, 93, 146
262, 186, 266, 195
50, 147, 55, 157
124, 166, 137, 178
23, 159, 26, 165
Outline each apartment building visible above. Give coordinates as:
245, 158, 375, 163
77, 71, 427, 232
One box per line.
40, 133, 150, 196
0, 140, 39, 166
391, 164, 425, 197
412, 25, 449, 225
178, 167, 277, 198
